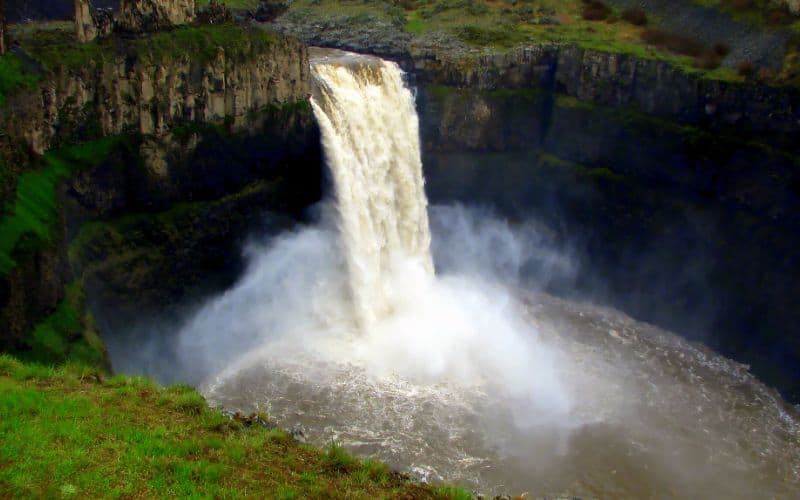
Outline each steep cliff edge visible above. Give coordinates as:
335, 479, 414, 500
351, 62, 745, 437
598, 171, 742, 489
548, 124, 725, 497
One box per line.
418, 84, 800, 402
411, 45, 799, 141
0, 23, 320, 365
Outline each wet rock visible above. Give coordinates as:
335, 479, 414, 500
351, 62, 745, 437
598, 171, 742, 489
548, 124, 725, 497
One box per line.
75, 0, 99, 42
255, 0, 290, 23
220, 409, 278, 429
116, 0, 196, 33
197, 0, 232, 25
289, 426, 306, 443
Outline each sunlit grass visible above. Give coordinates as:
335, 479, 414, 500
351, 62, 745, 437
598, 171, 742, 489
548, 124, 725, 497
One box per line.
288, 0, 748, 81
0, 356, 475, 498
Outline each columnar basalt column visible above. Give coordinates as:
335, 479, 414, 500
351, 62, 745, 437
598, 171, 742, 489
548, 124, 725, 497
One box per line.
75, 0, 98, 43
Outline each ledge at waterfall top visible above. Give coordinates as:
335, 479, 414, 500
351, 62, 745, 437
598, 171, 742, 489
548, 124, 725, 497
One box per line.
273, 0, 800, 84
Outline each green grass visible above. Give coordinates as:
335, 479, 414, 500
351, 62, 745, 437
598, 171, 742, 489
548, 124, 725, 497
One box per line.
0, 53, 40, 106
406, 10, 426, 34
0, 356, 474, 498
287, 0, 748, 81
0, 136, 121, 275
137, 23, 278, 64
692, 0, 798, 26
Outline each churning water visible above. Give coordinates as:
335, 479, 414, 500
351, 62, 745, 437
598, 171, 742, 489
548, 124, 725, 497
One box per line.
172, 49, 800, 497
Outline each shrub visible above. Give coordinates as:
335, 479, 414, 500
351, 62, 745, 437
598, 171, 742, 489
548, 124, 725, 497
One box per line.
254, 0, 289, 22
766, 7, 793, 25
621, 7, 647, 25
712, 42, 731, 57
322, 441, 358, 473
737, 60, 755, 76
694, 51, 722, 69
721, 0, 755, 9
581, 0, 611, 21
454, 24, 521, 46
640, 28, 705, 57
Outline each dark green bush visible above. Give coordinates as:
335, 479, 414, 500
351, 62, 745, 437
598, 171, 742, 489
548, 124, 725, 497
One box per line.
621, 7, 647, 25
640, 28, 705, 57
581, 0, 611, 21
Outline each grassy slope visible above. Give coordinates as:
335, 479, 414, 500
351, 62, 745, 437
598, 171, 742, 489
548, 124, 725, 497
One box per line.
287, 0, 800, 82
0, 355, 470, 499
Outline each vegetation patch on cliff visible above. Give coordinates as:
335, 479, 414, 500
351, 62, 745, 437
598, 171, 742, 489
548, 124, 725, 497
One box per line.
13, 281, 107, 369
0, 355, 469, 498
280, 0, 797, 82
0, 136, 122, 275
0, 52, 40, 106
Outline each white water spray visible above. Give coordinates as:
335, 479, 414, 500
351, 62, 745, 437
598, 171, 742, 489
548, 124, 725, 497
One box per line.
310, 53, 433, 329
111, 49, 800, 498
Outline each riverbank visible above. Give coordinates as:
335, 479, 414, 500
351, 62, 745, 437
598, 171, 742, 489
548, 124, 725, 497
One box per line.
0, 355, 472, 498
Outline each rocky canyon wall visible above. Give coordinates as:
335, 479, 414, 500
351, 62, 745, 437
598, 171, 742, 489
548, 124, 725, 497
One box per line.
417, 85, 800, 401
0, 25, 320, 362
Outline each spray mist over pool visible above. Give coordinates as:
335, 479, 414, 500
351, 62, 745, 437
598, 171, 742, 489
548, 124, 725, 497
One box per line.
161, 49, 800, 497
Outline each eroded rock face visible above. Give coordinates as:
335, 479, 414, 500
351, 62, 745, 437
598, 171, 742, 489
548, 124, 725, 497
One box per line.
116, 0, 196, 33
780, 0, 799, 14
0, 28, 312, 353
74, 0, 97, 42
1, 33, 309, 155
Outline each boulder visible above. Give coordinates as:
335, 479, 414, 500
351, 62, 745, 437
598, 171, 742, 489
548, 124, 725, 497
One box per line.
74, 0, 98, 42
116, 0, 196, 33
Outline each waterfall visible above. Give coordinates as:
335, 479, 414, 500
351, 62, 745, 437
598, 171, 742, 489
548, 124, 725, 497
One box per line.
310, 50, 434, 329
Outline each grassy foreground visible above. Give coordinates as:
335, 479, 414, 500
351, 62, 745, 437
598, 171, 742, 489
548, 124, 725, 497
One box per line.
0, 355, 471, 499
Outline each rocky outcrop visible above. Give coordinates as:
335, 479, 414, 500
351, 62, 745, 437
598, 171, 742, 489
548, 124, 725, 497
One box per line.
2, 28, 309, 155
411, 45, 800, 140
116, 0, 196, 33
0, 4, 7, 55
0, 25, 315, 361
197, 0, 232, 25
74, 0, 197, 41
272, 14, 800, 142
75, 0, 98, 42
68, 110, 322, 330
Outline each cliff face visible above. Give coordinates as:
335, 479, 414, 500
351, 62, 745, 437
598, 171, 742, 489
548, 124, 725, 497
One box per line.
0, 25, 319, 362
413, 45, 799, 140
417, 85, 800, 401
2, 29, 309, 155
274, 15, 799, 142
69, 107, 322, 332
117, 0, 196, 32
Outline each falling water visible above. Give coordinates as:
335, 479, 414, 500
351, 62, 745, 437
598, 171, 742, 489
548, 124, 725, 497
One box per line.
309, 51, 433, 329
